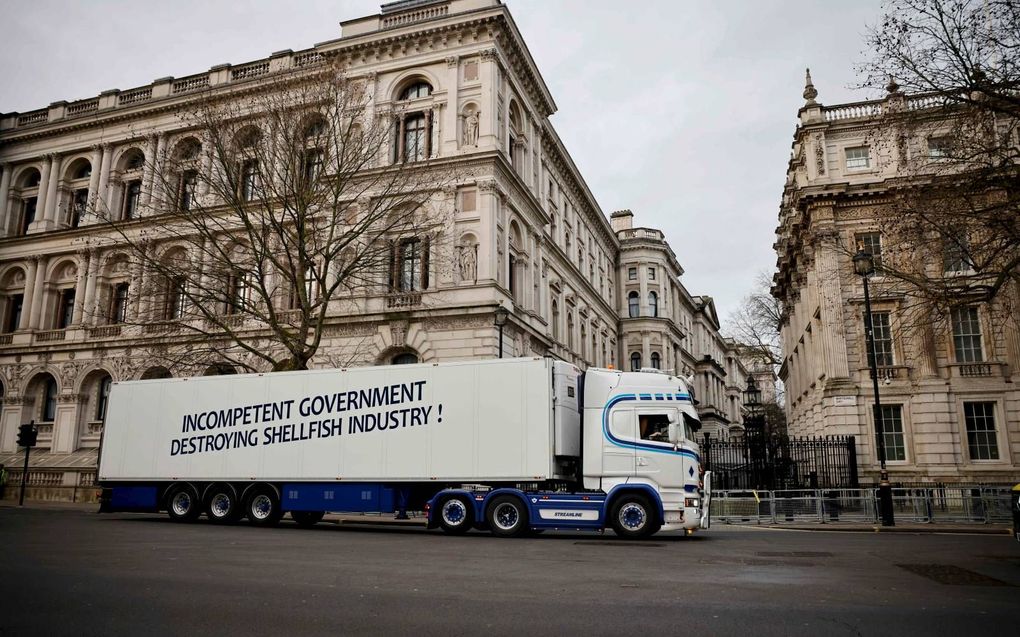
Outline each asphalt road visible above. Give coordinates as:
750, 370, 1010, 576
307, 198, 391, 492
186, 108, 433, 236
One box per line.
1, 507, 1018, 636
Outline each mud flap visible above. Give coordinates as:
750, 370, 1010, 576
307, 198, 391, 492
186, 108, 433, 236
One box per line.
700, 471, 712, 529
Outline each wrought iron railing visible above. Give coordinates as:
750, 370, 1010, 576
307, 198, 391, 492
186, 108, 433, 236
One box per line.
702, 434, 858, 490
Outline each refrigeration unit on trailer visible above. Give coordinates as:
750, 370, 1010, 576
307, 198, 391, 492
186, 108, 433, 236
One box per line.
99, 357, 711, 538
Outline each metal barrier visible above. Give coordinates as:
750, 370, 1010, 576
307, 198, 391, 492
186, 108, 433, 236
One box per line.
711, 486, 1014, 524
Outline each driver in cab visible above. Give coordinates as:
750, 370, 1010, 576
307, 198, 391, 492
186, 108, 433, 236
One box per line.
639, 414, 670, 442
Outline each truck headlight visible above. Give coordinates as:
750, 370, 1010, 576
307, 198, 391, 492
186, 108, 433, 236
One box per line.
685, 498, 699, 508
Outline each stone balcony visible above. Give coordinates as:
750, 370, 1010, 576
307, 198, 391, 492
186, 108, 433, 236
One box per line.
948, 362, 1009, 380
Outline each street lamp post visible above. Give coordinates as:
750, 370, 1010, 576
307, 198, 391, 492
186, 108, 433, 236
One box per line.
743, 376, 767, 488
853, 248, 895, 527
494, 305, 510, 359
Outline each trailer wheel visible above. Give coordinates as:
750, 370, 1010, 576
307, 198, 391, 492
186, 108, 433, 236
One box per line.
205, 483, 240, 523
245, 486, 282, 527
486, 495, 529, 538
610, 494, 659, 539
438, 496, 473, 535
166, 484, 201, 522
291, 511, 325, 528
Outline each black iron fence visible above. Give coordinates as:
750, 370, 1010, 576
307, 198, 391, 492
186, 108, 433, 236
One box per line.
702, 434, 859, 490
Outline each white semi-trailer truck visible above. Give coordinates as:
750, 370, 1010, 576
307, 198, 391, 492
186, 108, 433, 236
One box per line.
98, 357, 711, 538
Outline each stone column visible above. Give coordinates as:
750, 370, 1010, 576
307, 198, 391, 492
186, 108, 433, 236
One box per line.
51, 394, 80, 454
478, 48, 498, 147
30, 157, 53, 232
84, 251, 103, 325
43, 154, 61, 224
199, 132, 213, 197
142, 134, 158, 205
0, 163, 11, 234
71, 250, 89, 325
87, 146, 103, 208
95, 144, 114, 218
815, 226, 851, 379
19, 258, 38, 330
444, 56, 460, 153
27, 255, 48, 329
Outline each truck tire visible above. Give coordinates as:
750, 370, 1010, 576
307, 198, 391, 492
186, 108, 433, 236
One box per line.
291, 511, 325, 528
205, 483, 240, 524
486, 495, 529, 538
610, 494, 659, 539
245, 486, 283, 527
166, 484, 201, 522
438, 495, 473, 535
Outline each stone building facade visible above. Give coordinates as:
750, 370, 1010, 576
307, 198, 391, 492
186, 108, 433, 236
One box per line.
773, 73, 1019, 483
0, 0, 745, 497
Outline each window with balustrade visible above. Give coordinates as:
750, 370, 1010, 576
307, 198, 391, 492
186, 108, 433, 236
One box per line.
845, 146, 871, 170
109, 283, 129, 324
389, 237, 429, 293
951, 306, 983, 362
865, 311, 894, 367
393, 80, 435, 164
963, 402, 999, 460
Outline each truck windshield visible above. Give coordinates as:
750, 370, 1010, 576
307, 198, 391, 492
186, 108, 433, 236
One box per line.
682, 412, 700, 441
638, 414, 670, 442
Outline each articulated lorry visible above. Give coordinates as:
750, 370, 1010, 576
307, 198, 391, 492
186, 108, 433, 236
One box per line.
98, 357, 712, 538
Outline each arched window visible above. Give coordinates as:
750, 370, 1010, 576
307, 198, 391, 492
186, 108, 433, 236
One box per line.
630, 352, 642, 372
392, 353, 419, 365
42, 376, 58, 422
650, 352, 661, 370
399, 81, 432, 101
508, 254, 517, 300
566, 312, 574, 350
628, 291, 639, 318
96, 374, 112, 421
649, 291, 658, 318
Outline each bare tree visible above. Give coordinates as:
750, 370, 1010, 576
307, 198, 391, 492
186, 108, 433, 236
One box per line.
92, 56, 452, 372
854, 0, 1020, 336
727, 271, 783, 369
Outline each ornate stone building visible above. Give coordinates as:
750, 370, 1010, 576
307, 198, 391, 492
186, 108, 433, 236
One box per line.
773, 73, 1019, 483
0, 0, 744, 497
612, 210, 747, 440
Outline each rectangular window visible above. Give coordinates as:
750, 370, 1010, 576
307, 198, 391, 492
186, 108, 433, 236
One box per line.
4, 294, 23, 333
951, 306, 983, 362
96, 377, 112, 422
404, 115, 427, 163
877, 405, 906, 462
942, 232, 972, 272
928, 136, 952, 159
866, 311, 894, 367
20, 197, 37, 235
856, 232, 883, 270
240, 160, 260, 201
648, 267, 656, 281
178, 171, 198, 211
399, 239, 423, 292
301, 149, 323, 184
123, 181, 142, 220
226, 274, 250, 315
70, 189, 88, 228
628, 267, 637, 281
166, 276, 186, 320
964, 402, 999, 460
56, 289, 75, 329
845, 146, 870, 170
110, 283, 129, 324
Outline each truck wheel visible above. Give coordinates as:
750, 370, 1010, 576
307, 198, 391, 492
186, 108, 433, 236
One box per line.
610, 494, 659, 539
438, 496, 473, 535
487, 495, 529, 538
205, 484, 240, 524
245, 487, 282, 527
166, 484, 201, 522
291, 511, 325, 528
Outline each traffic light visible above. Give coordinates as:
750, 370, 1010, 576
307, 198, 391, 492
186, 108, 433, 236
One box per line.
16, 423, 38, 448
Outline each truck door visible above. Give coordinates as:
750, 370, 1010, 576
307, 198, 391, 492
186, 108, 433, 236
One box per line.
603, 408, 636, 477
634, 408, 681, 487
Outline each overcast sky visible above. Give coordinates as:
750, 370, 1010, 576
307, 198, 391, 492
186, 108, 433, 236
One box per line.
0, 0, 885, 323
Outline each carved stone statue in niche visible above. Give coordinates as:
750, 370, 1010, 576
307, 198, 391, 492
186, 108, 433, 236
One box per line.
463, 110, 480, 146
458, 244, 477, 281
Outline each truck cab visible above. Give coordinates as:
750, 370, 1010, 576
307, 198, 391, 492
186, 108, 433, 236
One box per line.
581, 367, 708, 534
